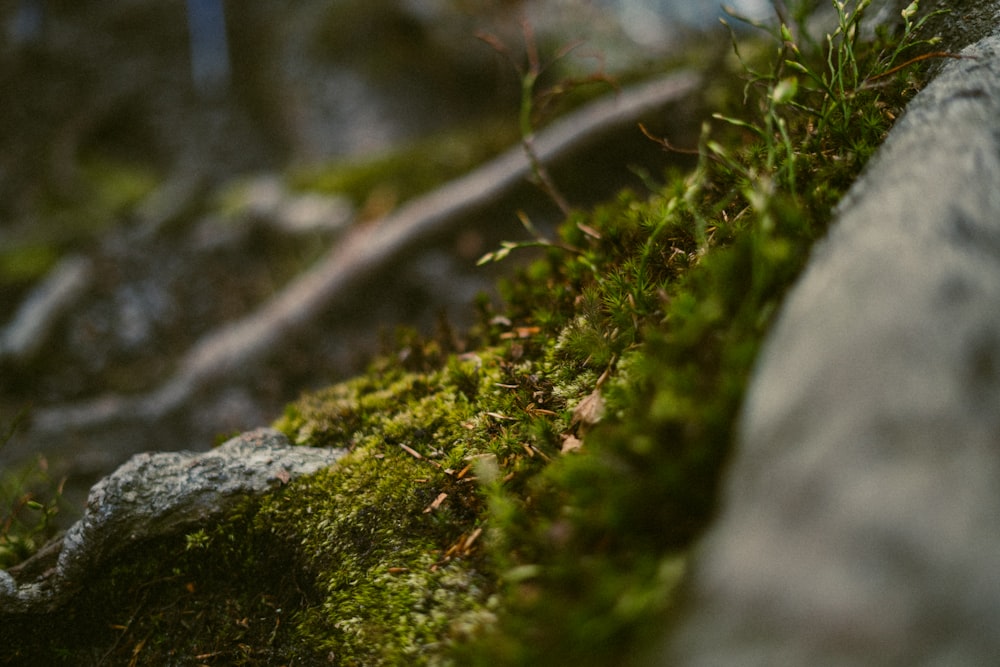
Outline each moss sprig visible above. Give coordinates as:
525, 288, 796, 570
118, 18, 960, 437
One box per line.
0, 409, 66, 571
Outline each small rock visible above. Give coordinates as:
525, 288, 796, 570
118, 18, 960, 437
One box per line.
0, 428, 344, 615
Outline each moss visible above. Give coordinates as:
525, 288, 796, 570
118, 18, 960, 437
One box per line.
261, 352, 521, 664
257, 457, 493, 665
446, 3, 935, 664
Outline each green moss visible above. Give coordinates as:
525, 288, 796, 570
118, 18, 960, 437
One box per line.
262, 353, 521, 664
450, 3, 937, 664
257, 456, 494, 665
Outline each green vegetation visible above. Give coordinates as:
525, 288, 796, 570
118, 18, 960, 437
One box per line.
0, 1, 950, 664
0, 411, 65, 570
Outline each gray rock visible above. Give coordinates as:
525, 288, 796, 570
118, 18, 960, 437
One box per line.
0, 428, 344, 614
661, 19, 1000, 667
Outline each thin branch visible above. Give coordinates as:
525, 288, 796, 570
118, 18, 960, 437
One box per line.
858, 51, 972, 90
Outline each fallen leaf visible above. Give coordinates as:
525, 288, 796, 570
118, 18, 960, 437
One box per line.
561, 434, 583, 454
571, 388, 605, 429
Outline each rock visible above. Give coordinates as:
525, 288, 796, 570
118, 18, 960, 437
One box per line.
659, 15, 1000, 667
0, 428, 345, 614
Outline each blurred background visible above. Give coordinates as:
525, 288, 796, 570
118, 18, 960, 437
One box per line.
0, 0, 766, 515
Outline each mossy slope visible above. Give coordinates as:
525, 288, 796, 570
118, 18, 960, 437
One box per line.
0, 2, 942, 664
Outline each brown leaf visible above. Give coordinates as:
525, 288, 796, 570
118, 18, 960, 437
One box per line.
571, 388, 606, 429
561, 434, 583, 454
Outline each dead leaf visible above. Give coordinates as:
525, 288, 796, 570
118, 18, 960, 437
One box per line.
561, 434, 583, 454
571, 388, 605, 430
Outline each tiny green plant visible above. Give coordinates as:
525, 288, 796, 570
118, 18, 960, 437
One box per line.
696, 0, 950, 301
0, 410, 65, 570
476, 21, 572, 216
184, 528, 212, 551
476, 20, 616, 265
861, 0, 954, 89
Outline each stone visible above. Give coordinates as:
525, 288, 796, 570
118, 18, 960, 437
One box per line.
659, 19, 1000, 667
0, 428, 345, 614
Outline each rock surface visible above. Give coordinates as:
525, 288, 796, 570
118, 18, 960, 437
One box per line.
0, 428, 344, 614
661, 8, 1000, 667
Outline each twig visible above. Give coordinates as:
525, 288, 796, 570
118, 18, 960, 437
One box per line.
638, 123, 700, 155
858, 52, 972, 90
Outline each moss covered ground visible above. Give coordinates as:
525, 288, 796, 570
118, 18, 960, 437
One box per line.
0, 2, 945, 664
